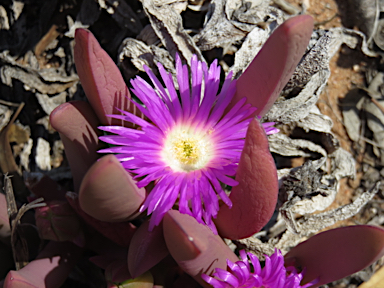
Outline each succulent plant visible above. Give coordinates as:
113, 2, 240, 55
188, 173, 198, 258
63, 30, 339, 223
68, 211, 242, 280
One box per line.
2, 14, 384, 288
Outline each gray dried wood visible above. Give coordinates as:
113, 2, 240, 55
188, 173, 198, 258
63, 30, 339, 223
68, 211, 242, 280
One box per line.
142, 0, 204, 64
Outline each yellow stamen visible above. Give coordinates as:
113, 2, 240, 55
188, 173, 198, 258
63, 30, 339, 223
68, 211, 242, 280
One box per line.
162, 127, 213, 172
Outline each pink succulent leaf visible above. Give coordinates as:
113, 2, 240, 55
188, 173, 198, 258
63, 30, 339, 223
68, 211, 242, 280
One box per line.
90, 254, 124, 270
215, 119, 278, 239
3, 241, 83, 288
163, 210, 238, 287
24, 174, 67, 201
0, 193, 11, 242
66, 192, 136, 247
128, 219, 169, 278
50, 101, 100, 192
88, 239, 128, 270
147, 255, 186, 286
230, 15, 314, 118
284, 225, 384, 287
90, 255, 117, 270
74, 28, 141, 126
105, 259, 131, 284
79, 154, 146, 222
35, 200, 85, 247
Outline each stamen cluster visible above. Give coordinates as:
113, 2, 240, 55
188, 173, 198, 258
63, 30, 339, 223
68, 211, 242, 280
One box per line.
202, 249, 318, 288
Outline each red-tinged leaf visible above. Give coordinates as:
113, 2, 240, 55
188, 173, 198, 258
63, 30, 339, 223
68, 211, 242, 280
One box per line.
35, 200, 85, 247
128, 220, 169, 278
90, 255, 117, 270
230, 15, 314, 117
79, 154, 145, 222
163, 210, 238, 287
215, 119, 278, 239
0, 193, 11, 241
66, 192, 136, 247
74, 29, 139, 126
50, 101, 100, 192
3, 241, 82, 288
149, 255, 180, 287
90, 254, 123, 270
24, 175, 67, 201
105, 259, 131, 283
285, 225, 384, 287
89, 240, 128, 269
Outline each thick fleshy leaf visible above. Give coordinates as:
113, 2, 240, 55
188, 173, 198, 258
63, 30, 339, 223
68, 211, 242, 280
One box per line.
231, 15, 314, 117
105, 259, 131, 284
24, 174, 66, 201
88, 237, 129, 269
74, 28, 138, 125
215, 119, 278, 239
35, 200, 85, 247
50, 101, 100, 192
163, 210, 238, 287
284, 225, 384, 287
149, 255, 184, 287
66, 192, 136, 247
0, 193, 11, 243
3, 241, 82, 288
79, 154, 145, 222
128, 220, 169, 278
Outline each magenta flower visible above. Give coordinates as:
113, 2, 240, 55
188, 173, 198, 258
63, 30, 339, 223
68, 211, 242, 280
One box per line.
202, 249, 317, 288
98, 54, 277, 232
163, 211, 384, 287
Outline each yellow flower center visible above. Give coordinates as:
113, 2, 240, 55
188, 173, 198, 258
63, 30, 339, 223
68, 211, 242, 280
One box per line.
162, 127, 213, 172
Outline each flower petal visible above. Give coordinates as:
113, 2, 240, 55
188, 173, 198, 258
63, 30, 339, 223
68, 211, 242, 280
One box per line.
215, 119, 278, 239
229, 15, 314, 117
